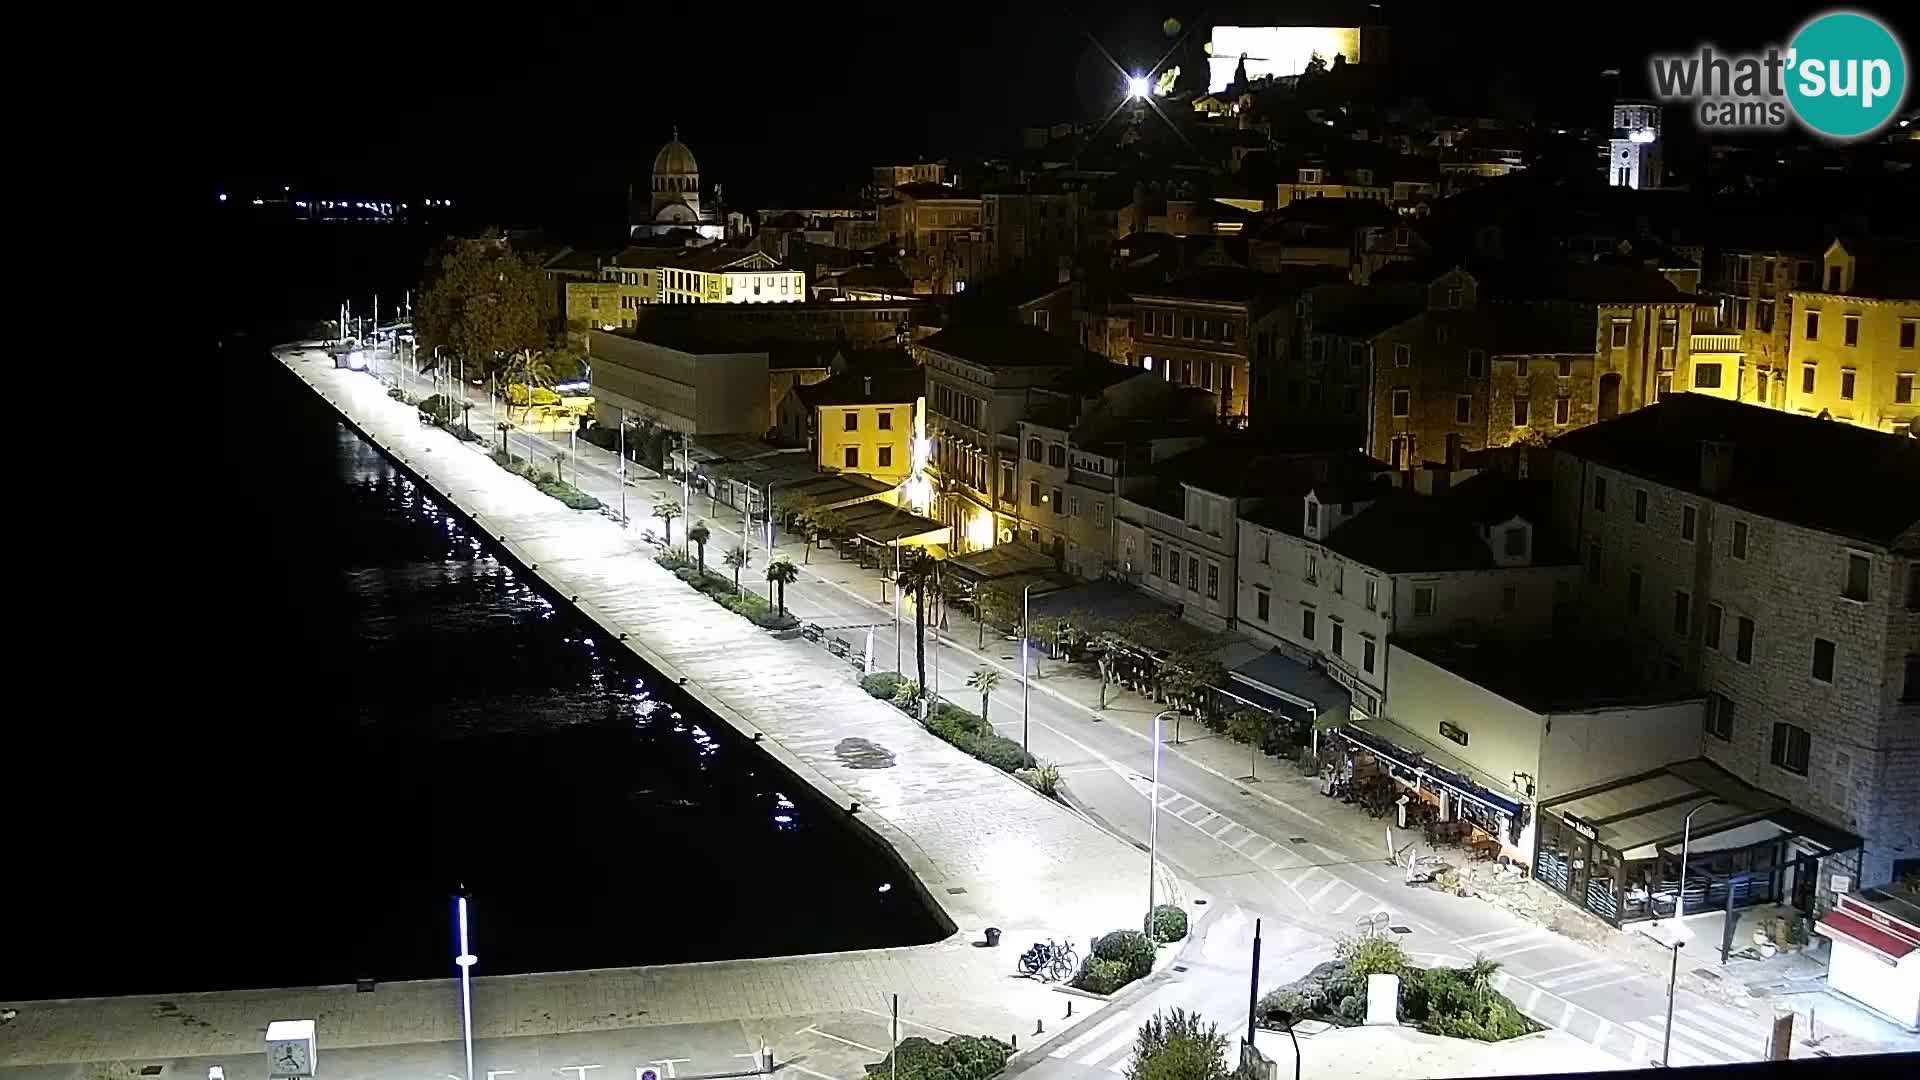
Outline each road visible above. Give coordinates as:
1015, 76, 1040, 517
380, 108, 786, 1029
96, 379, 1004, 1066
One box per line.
376, 365, 1839, 1077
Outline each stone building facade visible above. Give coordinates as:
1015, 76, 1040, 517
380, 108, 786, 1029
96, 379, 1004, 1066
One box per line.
1550, 396, 1920, 886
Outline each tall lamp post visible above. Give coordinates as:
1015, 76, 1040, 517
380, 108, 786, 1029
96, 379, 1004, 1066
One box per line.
1148, 709, 1174, 918
1020, 582, 1036, 754
453, 890, 478, 1080
1655, 797, 1724, 1068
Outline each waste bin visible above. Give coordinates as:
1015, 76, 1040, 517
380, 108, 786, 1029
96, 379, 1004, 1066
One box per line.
984, 927, 1002, 947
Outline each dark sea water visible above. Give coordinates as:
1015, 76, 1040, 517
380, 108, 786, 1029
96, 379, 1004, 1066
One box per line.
0, 218, 941, 1000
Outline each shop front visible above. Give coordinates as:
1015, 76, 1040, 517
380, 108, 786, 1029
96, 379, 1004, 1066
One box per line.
1535, 758, 1862, 929
1330, 720, 1529, 859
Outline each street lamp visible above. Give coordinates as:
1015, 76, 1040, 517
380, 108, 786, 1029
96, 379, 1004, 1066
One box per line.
1020, 582, 1037, 754
1654, 797, 1724, 1067
1148, 709, 1175, 919
453, 890, 478, 1080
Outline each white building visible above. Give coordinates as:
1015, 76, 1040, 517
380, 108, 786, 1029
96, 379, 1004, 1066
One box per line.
1236, 467, 1582, 718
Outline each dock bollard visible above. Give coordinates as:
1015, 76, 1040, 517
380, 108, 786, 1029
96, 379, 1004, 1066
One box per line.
1035, 1019, 1043, 1035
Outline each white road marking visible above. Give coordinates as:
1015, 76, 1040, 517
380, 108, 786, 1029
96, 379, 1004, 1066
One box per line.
1452, 927, 1546, 952
780, 1065, 840, 1080
1549, 970, 1639, 995
1211, 821, 1240, 840
1050, 1012, 1135, 1058
1495, 940, 1560, 960
1307, 878, 1343, 906
1080, 1028, 1141, 1066
856, 1007, 955, 1036
1106, 1058, 1131, 1075
1246, 838, 1275, 860
1627, 1032, 1650, 1064
1623, 1019, 1731, 1066
806, 1028, 885, 1055
1528, 957, 1610, 981
650, 1059, 691, 1078
1331, 889, 1366, 914
1231, 831, 1261, 851
1559, 1002, 1578, 1028
1591, 1018, 1612, 1047
1673, 1015, 1761, 1059
1192, 811, 1223, 829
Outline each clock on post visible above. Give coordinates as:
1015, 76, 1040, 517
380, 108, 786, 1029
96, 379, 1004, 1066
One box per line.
265, 1019, 317, 1078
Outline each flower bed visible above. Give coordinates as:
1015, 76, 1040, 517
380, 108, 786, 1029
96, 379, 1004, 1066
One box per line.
654, 550, 798, 630
1255, 936, 1541, 1041
489, 448, 600, 510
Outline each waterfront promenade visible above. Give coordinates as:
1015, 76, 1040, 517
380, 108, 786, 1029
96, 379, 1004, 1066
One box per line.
0, 348, 1156, 1068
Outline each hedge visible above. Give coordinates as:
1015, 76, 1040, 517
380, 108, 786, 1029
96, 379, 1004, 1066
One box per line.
1093, 929, 1157, 980
1146, 904, 1188, 943
862, 672, 905, 699
1072, 958, 1133, 995
489, 448, 600, 510
865, 1035, 1010, 1080
651, 552, 799, 631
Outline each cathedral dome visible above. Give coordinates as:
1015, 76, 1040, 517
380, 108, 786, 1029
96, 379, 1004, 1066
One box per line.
654, 134, 699, 178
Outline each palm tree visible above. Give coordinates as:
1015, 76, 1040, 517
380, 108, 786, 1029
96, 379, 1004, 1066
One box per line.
895, 549, 939, 693
723, 544, 751, 592
765, 556, 799, 617
507, 348, 563, 425
791, 507, 818, 563
966, 668, 1002, 723
1466, 954, 1501, 990
652, 496, 682, 545
688, 520, 711, 574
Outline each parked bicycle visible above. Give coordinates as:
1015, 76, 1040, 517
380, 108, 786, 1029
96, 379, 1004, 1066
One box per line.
1017, 938, 1080, 982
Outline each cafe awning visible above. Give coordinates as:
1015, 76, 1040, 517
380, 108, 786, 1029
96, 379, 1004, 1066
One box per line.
1216, 650, 1351, 726
1544, 758, 1861, 861
1337, 719, 1524, 820
1817, 910, 1916, 963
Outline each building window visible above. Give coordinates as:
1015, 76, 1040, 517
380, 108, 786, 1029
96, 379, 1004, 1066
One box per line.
1634, 489, 1649, 524
1843, 315, 1859, 347
1026, 438, 1042, 462
1905, 655, 1920, 703
1736, 616, 1755, 663
1331, 622, 1345, 656
1182, 316, 1195, 338
1673, 590, 1691, 635
1555, 397, 1570, 425
1256, 589, 1270, 622
878, 411, 893, 430
1805, 311, 1820, 340
1095, 501, 1107, 526
1049, 444, 1067, 467
1902, 320, 1917, 349
1610, 320, 1630, 348
1909, 561, 1920, 610
1187, 556, 1199, 591
1694, 362, 1723, 389
877, 446, 893, 469
1302, 608, 1316, 640
1843, 552, 1871, 601
1501, 584, 1518, 611
1151, 542, 1163, 578
1455, 395, 1471, 424
1028, 480, 1040, 506
1051, 487, 1063, 514
1705, 693, 1734, 741
1626, 569, 1643, 613
1801, 364, 1816, 394
1467, 349, 1486, 377
1731, 520, 1749, 559
844, 447, 860, 468
1206, 563, 1219, 600
1304, 551, 1318, 584
1897, 373, 1915, 404
1705, 603, 1723, 649
1391, 388, 1410, 417
1413, 585, 1436, 616
1587, 541, 1603, 583
1513, 397, 1530, 426
1593, 475, 1608, 511
1680, 505, 1697, 542
1840, 369, 1856, 400
1068, 495, 1081, 517
1503, 527, 1525, 557
1395, 343, 1411, 367
1812, 637, 1836, 682
1364, 577, 1378, 611
1770, 722, 1811, 775
1363, 638, 1377, 674
1332, 563, 1344, 595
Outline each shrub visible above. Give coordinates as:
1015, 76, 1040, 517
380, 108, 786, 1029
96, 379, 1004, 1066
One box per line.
890, 680, 923, 710
972, 734, 1035, 772
532, 479, 599, 510
865, 1035, 1008, 1080
1094, 929, 1157, 980
1128, 1008, 1228, 1080
930, 702, 993, 739
754, 611, 800, 631
675, 567, 699, 583
1256, 989, 1301, 1025
862, 672, 905, 699
1337, 993, 1366, 1023
1022, 762, 1062, 797
1146, 904, 1188, 943
1335, 933, 1408, 993
1073, 957, 1134, 995
655, 550, 692, 571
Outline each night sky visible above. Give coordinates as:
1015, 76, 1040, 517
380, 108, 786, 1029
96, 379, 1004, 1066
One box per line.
162, 0, 1905, 233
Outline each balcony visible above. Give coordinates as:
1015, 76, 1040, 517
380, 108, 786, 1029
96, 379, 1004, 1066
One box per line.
1691, 333, 1742, 354
1069, 466, 1116, 493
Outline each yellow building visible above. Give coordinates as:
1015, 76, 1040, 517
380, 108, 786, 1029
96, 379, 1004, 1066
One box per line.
782, 368, 925, 486
563, 246, 805, 327
1786, 238, 1920, 436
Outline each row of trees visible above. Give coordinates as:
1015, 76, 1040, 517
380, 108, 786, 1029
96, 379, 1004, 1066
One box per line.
413, 231, 581, 406
656, 500, 802, 616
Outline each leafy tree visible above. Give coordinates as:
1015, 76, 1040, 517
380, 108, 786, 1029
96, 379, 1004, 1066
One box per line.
765, 556, 799, 616
972, 582, 1016, 647
1127, 1008, 1228, 1080
966, 667, 1002, 723
416, 233, 549, 379
1227, 709, 1271, 779
652, 496, 682, 545
687, 520, 711, 574
895, 549, 940, 692
506, 348, 565, 424
723, 544, 751, 591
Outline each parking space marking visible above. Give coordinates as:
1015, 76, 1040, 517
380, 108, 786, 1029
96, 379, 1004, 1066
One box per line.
1211, 821, 1240, 841
1330, 889, 1365, 914
856, 1007, 956, 1037
1051, 1012, 1135, 1058
1307, 878, 1343, 907
1230, 831, 1260, 851
1079, 1028, 1139, 1066
800, 1026, 884, 1055
779, 1065, 841, 1080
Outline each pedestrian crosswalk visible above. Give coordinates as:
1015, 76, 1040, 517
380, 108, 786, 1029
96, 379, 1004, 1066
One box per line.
1047, 1008, 1141, 1073
1619, 1005, 1771, 1068
1142, 784, 1386, 920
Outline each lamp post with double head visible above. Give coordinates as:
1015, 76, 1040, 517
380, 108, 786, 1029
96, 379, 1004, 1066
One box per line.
1148, 709, 1175, 919
1021, 582, 1036, 753
1657, 797, 1724, 1067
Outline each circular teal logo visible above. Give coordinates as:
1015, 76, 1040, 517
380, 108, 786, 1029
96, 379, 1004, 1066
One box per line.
1786, 11, 1907, 139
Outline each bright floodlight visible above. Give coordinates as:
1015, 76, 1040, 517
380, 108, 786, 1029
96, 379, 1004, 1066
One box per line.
1127, 75, 1150, 99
